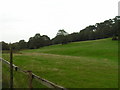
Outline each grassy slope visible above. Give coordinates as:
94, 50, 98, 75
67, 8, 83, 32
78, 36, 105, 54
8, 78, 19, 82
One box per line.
22, 38, 118, 61
2, 38, 118, 88
2, 63, 47, 88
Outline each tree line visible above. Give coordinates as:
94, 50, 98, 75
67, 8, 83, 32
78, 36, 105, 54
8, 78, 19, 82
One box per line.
1, 16, 119, 50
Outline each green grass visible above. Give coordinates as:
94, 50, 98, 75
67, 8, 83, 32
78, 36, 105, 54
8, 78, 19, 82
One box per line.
2, 38, 118, 88
0, 61, 2, 89
2, 63, 47, 88
22, 38, 118, 61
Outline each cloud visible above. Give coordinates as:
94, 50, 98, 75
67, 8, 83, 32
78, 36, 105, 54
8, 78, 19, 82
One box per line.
0, 0, 119, 43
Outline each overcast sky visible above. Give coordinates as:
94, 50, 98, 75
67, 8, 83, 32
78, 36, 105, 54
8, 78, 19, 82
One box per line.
0, 0, 119, 43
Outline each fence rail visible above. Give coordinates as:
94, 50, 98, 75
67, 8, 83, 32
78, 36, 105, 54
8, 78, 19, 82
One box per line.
1, 57, 67, 89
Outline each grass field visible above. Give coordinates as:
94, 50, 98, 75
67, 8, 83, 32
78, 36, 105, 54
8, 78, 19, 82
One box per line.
2, 38, 118, 88
2, 63, 47, 88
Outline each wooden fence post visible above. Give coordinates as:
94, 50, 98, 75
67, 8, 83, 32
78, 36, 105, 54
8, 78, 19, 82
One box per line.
10, 44, 13, 88
27, 70, 33, 89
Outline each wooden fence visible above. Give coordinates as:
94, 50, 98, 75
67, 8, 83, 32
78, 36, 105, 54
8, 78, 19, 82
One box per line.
0, 57, 67, 90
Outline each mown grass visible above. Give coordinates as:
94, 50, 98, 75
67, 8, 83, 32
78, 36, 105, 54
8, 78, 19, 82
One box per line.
2, 38, 118, 88
22, 38, 118, 62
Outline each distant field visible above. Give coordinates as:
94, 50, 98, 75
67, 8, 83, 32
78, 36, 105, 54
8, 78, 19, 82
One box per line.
2, 38, 118, 88
22, 38, 118, 61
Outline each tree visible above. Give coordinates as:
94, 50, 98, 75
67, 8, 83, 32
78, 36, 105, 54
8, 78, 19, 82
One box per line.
1, 41, 9, 50
2, 16, 119, 50
28, 33, 42, 49
18, 40, 27, 49
67, 32, 79, 42
41, 35, 51, 46
28, 33, 51, 49
57, 29, 68, 36
52, 29, 69, 45
112, 35, 118, 40
28, 37, 35, 49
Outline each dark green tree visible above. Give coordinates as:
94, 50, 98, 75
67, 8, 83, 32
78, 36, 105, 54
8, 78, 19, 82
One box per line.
52, 29, 69, 45
18, 40, 27, 49
1, 41, 9, 50
28, 33, 51, 49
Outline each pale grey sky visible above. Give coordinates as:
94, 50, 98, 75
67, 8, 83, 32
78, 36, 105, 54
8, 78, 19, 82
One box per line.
0, 0, 119, 43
